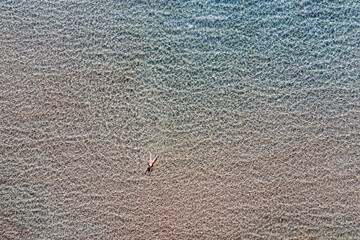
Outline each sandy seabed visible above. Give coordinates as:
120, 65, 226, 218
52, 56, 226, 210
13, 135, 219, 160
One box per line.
1, 0, 360, 239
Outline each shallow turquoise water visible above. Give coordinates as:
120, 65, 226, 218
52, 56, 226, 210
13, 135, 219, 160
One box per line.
1, 0, 359, 239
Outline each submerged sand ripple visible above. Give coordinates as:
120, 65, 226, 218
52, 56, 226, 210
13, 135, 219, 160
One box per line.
1, 0, 359, 239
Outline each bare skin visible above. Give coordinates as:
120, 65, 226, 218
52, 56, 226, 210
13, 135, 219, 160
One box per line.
145, 152, 159, 175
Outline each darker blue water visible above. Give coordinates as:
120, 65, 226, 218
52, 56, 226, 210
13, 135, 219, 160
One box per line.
1, 0, 359, 239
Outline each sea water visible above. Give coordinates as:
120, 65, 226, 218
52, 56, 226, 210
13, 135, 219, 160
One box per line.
1, 0, 359, 239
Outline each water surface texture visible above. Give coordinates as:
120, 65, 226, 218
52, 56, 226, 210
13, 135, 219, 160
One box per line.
1, 0, 360, 239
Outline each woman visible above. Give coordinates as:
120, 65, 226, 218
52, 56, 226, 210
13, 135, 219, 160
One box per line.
145, 152, 159, 175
